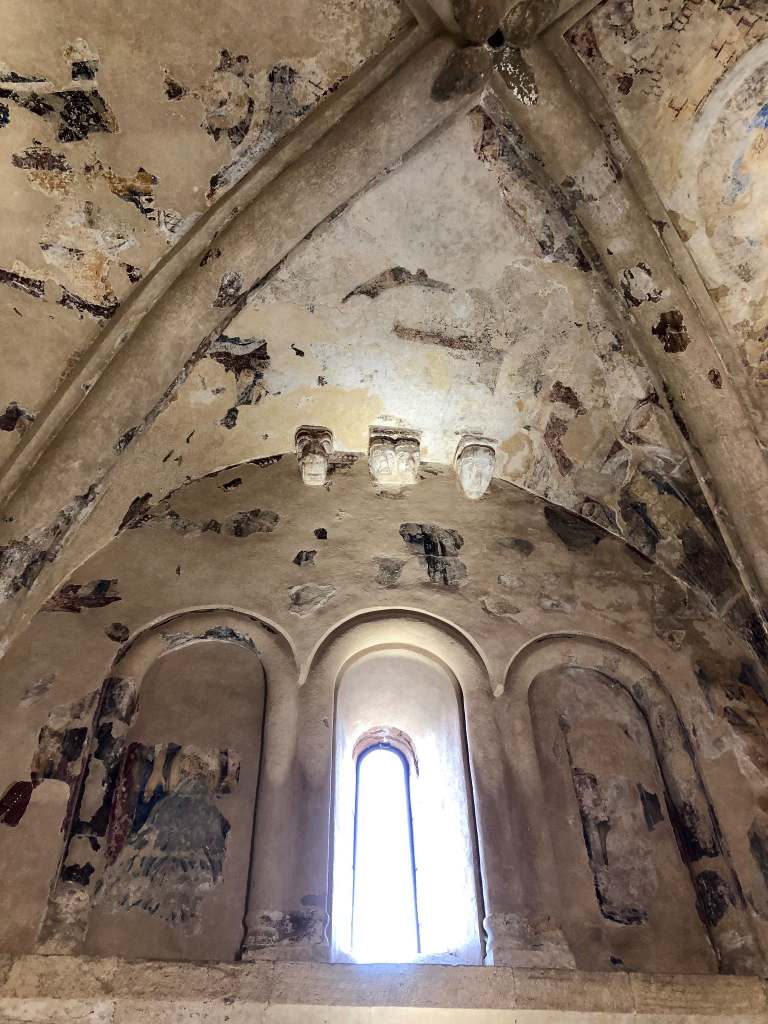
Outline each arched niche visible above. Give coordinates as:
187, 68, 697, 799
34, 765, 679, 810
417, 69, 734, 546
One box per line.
501, 634, 764, 976
332, 648, 482, 964
530, 665, 714, 973
39, 608, 298, 961
242, 609, 510, 964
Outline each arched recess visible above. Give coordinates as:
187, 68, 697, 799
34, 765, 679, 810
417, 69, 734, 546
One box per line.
501, 633, 765, 976
242, 608, 507, 964
332, 648, 481, 964
37, 607, 298, 962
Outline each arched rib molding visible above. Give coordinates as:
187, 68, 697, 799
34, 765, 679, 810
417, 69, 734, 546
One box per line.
0, 30, 486, 659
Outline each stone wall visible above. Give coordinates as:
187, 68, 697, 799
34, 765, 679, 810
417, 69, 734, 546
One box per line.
0, 956, 765, 1022
0, 457, 766, 974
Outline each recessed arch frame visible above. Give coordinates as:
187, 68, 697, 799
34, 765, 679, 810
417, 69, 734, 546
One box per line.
499, 631, 765, 975
246, 607, 504, 964
38, 606, 298, 956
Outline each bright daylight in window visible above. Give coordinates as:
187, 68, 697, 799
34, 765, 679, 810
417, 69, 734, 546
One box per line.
351, 745, 419, 962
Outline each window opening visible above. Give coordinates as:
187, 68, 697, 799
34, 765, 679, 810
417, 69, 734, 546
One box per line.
351, 743, 420, 962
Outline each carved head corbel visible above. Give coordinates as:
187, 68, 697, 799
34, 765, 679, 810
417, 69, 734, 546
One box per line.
369, 428, 421, 489
295, 426, 333, 486
455, 435, 496, 499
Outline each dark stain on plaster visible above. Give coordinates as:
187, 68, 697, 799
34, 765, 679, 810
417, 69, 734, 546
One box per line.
314, 527, 328, 540
119, 491, 279, 539
666, 798, 719, 864
652, 310, 691, 353
61, 862, 95, 885
549, 381, 586, 415
0, 402, 34, 434
618, 496, 661, 558
213, 272, 244, 307
12, 143, 71, 172
43, 578, 121, 613
393, 323, 481, 352
293, 549, 316, 566
20, 674, 55, 708
559, 176, 597, 205
661, 381, 693, 446
2, 690, 100, 830
205, 61, 315, 200
207, 335, 269, 405
694, 870, 732, 928
569, 764, 647, 926
343, 266, 453, 302
0, 483, 99, 599
738, 662, 768, 705
544, 414, 573, 475
498, 536, 534, 556
250, 908, 325, 947
620, 263, 662, 307
544, 505, 604, 550
0, 781, 35, 827
119, 493, 153, 531
101, 165, 157, 217
749, 821, 768, 892
227, 508, 279, 536
164, 71, 188, 101
536, 222, 592, 271
114, 426, 138, 453
249, 454, 283, 469
677, 527, 732, 601
200, 246, 221, 267
71, 59, 98, 82
0, 266, 45, 299
105, 622, 130, 643
399, 522, 467, 586
431, 46, 489, 102
374, 556, 405, 588
59, 286, 118, 320
222, 477, 242, 491
204, 50, 254, 148
708, 369, 723, 389
638, 785, 663, 830
221, 407, 239, 429
0, 81, 118, 142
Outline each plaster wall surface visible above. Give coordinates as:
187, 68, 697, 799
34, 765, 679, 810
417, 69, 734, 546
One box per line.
0, 459, 766, 975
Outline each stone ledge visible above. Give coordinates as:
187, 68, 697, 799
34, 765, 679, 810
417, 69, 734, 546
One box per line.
0, 956, 765, 1018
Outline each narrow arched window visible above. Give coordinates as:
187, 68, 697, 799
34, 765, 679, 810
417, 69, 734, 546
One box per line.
351, 744, 419, 962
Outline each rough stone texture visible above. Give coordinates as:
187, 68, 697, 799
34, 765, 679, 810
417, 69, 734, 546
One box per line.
0, 956, 764, 1020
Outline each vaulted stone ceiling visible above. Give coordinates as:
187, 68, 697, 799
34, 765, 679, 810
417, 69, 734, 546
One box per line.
2, 0, 768, 665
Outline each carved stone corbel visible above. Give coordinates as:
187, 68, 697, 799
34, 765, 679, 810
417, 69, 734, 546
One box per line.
369, 428, 421, 489
454, 435, 496, 499
295, 426, 333, 486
